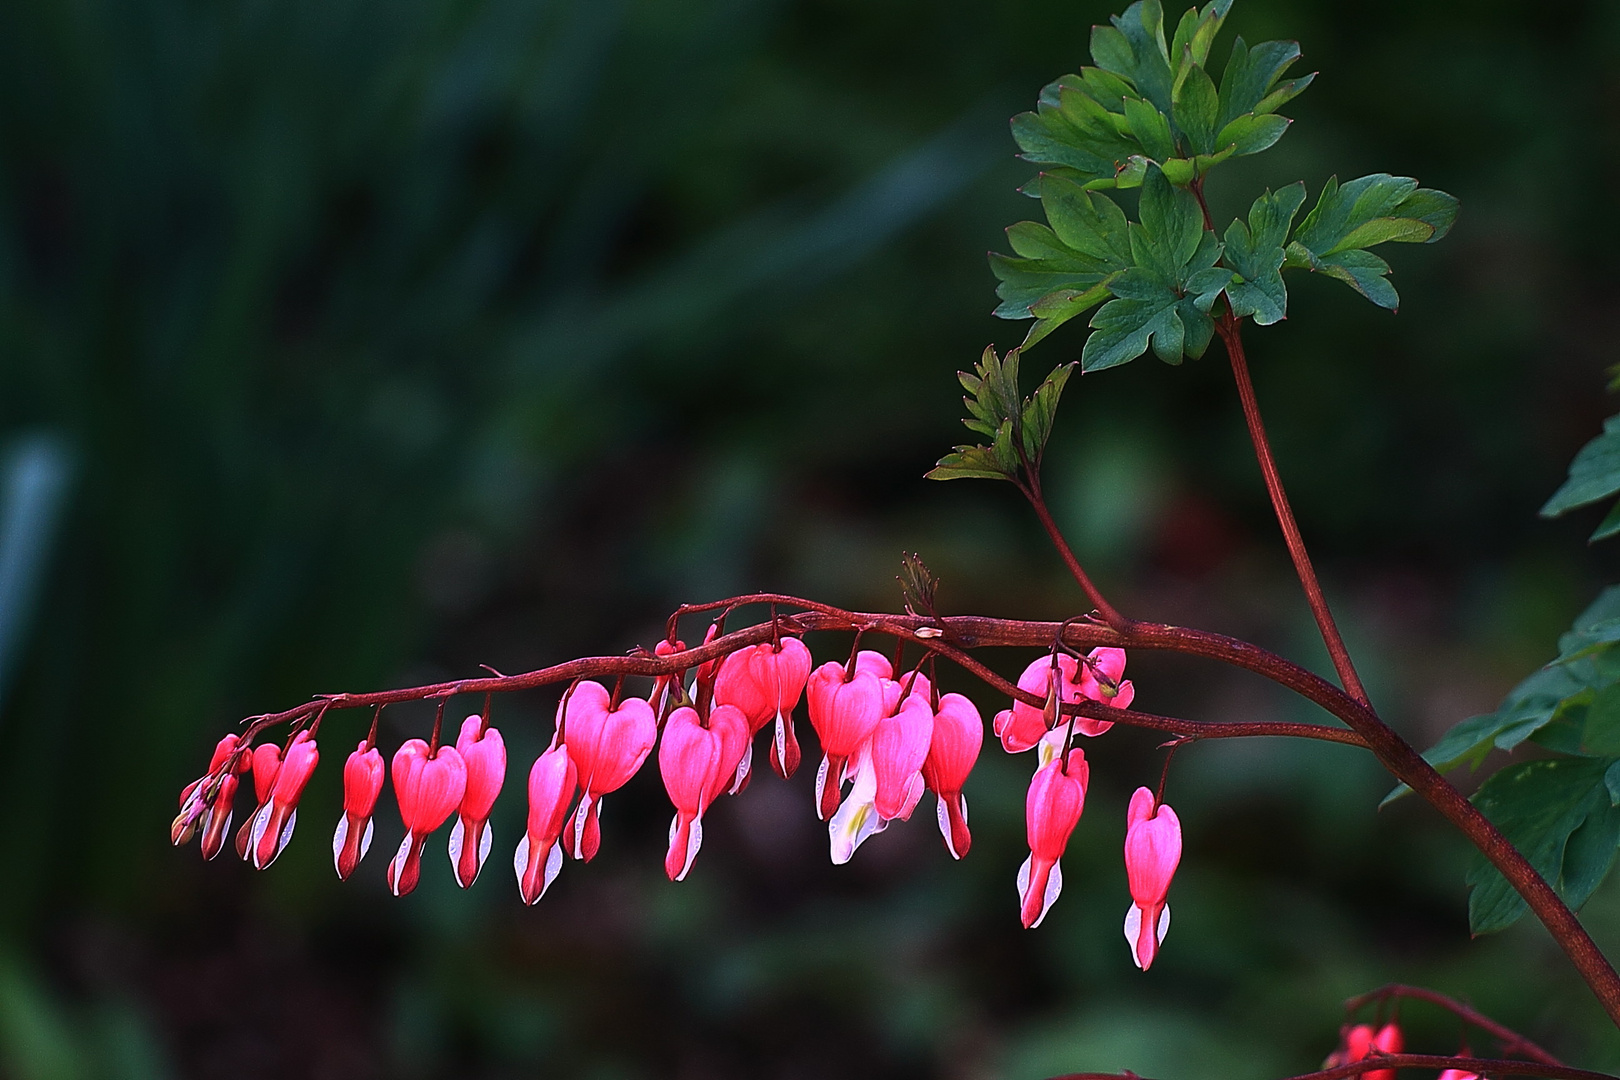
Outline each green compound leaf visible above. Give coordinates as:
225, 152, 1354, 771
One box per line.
1222, 182, 1306, 325
1092, 1, 1175, 113
1467, 756, 1620, 935
1081, 166, 1228, 372
990, 177, 1132, 347
1286, 173, 1459, 310
1541, 413, 1620, 541
929, 347, 1076, 481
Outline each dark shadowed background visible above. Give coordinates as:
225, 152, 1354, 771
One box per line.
2, 0, 1620, 1076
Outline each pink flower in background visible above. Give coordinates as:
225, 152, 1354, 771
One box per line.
1336, 1023, 1403, 1080
1122, 786, 1181, 970
449, 716, 508, 888
993, 649, 1135, 757
332, 739, 385, 881
386, 738, 467, 896
1018, 748, 1089, 928
922, 692, 982, 859
561, 681, 657, 861
659, 703, 749, 880
514, 743, 578, 905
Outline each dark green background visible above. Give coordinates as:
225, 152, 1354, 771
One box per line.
2, 0, 1618, 1075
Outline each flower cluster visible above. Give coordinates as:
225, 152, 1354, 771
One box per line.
1327, 1022, 1406, 1080
172, 635, 1184, 965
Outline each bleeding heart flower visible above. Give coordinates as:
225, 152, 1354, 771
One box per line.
1437, 1070, 1479, 1080
514, 743, 578, 904
332, 739, 385, 880
807, 660, 886, 821
561, 681, 657, 862
234, 741, 285, 860
449, 716, 507, 888
248, 730, 320, 870
173, 734, 248, 860
993, 650, 1136, 756
871, 691, 933, 822
659, 703, 749, 880
1122, 786, 1181, 971
922, 692, 982, 859
1338, 1023, 1403, 1080
386, 739, 467, 896
1017, 748, 1089, 929
713, 637, 812, 781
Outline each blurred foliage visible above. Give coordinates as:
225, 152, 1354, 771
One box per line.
2, 0, 1620, 1077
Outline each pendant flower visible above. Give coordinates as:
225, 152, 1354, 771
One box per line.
333, 739, 385, 880
658, 703, 749, 880
449, 716, 508, 888
514, 743, 579, 904
1122, 786, 1182, 970
560, 681, 657, 861
386, 738, 467, 896
922, 692, 983, 859
806, 658, 886, 821
993, 649, 1136, 756
713, 636, 812, 781
247, 730, 320, 870
1018, 747, 1089, 928
234, 741, 285, 860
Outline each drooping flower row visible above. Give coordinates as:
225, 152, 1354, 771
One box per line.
173, 635, 1183, 965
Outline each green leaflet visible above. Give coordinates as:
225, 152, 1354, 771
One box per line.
1541, 412, 1620, 541
1286, 174, 1460, 310
928, 347, 1075, 481
1081, 168, 1228, 371
990, 177, 1132, 347
1222, 183, 1306, 325
1013, 2, 1306, 197
1467, 757, 1620, 934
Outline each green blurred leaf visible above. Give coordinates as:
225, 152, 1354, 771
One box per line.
1221, 182, 1306, 325
1467, 757, 1620, 934
1541, 413, 1620, 541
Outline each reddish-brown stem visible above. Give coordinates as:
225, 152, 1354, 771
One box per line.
1343, 985, 1563, 1067
213, 593, 1620, 1025
1048, 1057, 1615, 1080
1023, 477, 1133, 633
1215, 314, 1370, 706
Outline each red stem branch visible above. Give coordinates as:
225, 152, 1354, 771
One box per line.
1215, 313, 1370, 706
213, 592, 1620, 1026
1048, 1057, 1614, 1080
1343, 985, 1563, 1067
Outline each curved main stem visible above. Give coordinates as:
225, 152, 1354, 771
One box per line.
1215, 314, 1370, 706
